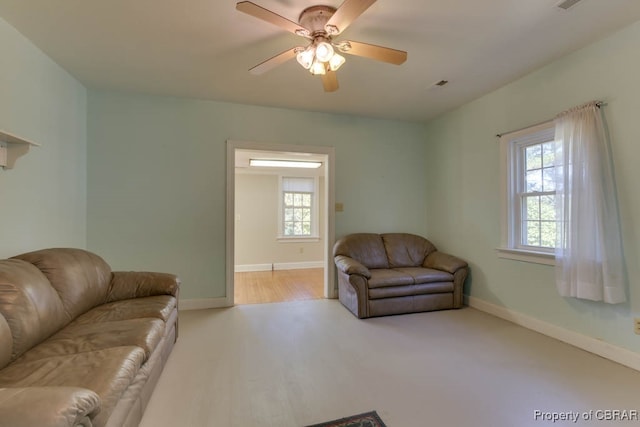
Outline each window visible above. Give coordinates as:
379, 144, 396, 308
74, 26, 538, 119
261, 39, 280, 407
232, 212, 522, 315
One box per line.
498, 122, 558, 264
279, 176, 319, 240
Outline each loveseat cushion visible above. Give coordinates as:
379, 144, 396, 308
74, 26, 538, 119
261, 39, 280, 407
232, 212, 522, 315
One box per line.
381, 233, 436, 268
367, 269, 414, 288
393, 267, 453, 284
333, 233, 389, 269
0, 347, 146, 427
0, 260, 68, 364
369, 282, 454, 299
12, 249, 112, 321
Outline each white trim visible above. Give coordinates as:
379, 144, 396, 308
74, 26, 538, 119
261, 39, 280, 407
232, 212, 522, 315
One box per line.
235, 261, 324, 272
179, 297, 230, 311
466, 296, 640, 372
275, 261, 323, 270
234, 263, 273, 272
276, 237, 320, 243
227, 140, 337, 302
499, 121, 559, 261
496, 247, 555, 265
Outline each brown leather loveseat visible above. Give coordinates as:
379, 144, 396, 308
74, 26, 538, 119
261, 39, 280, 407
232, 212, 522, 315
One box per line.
0, 248, 180, 427
334, 233, 468, 318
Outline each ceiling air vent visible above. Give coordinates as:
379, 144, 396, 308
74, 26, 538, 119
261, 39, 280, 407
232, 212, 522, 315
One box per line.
556, 0, 583, 10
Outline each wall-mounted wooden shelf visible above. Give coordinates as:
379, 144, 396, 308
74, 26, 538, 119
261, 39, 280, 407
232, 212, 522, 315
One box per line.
0, 130, 40, 170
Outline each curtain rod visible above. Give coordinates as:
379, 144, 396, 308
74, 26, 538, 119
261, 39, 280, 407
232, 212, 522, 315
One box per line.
495, 101, 606, 138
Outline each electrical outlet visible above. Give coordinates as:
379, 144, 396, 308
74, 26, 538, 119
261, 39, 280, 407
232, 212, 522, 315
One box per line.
635, 318, 640, 335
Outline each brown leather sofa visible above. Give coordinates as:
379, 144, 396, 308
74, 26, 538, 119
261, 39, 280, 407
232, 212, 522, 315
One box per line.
334, 233, 468, 318
0, 248, 180, 427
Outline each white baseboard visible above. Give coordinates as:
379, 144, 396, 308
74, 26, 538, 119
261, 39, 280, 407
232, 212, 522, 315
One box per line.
234, 263, 272, 273
466, 296, 640, 372
235, 261, 323, 272
179, 297, 230, 311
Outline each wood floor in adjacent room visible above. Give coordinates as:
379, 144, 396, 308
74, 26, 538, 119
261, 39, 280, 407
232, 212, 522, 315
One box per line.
234, 268, 324, 304
140, 300, 640, 427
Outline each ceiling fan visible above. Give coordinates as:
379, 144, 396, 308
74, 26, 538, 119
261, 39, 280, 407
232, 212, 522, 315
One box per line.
236, 0, 407, 92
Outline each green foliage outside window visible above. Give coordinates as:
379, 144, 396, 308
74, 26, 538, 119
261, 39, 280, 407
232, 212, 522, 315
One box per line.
284, 192, 312, 236
522, 141, 558, 249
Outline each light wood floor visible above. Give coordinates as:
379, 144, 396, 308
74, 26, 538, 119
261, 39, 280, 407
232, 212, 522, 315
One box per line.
140, 301, 640, 427
234, 268, 324, 305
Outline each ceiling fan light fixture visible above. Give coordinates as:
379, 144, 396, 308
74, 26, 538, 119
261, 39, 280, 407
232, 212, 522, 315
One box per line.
328, 53, 345, 71
296, 46, 314, 69
314, 40, 334, 62
310, 60, 327, 75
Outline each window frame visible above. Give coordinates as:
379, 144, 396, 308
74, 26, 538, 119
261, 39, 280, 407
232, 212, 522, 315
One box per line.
498, 121, 556, 265
277, 175, 320, 242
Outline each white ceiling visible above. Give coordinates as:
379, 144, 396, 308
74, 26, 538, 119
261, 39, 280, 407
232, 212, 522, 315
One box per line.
1, 0, 640, 122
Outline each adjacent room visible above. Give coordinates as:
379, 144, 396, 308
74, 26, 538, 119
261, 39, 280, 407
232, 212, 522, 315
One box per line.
1, 0, 640, 426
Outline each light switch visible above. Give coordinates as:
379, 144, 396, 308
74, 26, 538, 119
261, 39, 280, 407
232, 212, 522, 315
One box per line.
335, 202, 344, 212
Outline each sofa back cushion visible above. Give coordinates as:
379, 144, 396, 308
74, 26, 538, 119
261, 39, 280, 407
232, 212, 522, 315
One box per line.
381, 233, 436, 268
0, 259, 68, 365
12, 249, 112, 321
333, 233, 389, 269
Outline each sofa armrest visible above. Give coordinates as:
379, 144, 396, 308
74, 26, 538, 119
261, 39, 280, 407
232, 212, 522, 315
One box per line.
106, 271, 180, 303
0, 387, 100, 427
424, 251, 468, 274
334, 255, 371, 279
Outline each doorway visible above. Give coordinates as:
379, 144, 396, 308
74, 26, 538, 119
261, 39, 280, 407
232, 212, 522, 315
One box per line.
226, 140, 335, 306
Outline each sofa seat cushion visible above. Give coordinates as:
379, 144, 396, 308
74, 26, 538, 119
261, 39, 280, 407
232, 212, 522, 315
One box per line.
15, 318, 164, 364
393, 267, 453, 284
369, 282, 454, 299
72, 295, 176, 325
367, 269, 414, 288
0, 346, 145, 427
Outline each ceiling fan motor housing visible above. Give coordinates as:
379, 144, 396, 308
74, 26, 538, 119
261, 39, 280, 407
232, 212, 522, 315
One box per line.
298, 6, 337, 37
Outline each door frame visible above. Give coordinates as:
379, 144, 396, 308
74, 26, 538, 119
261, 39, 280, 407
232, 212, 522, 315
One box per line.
226, 140, 336, 306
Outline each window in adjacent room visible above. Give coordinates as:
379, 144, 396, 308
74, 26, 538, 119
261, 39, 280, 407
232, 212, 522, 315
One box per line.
498, 121, 558, 265
279, 176, 319, 240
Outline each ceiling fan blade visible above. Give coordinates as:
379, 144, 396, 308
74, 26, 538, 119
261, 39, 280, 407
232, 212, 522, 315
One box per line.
249, 47, 299, 75
236, 1, 309, 36
325, 0, 376, 35
341, 40, 407, 65
321, 70, 339, 92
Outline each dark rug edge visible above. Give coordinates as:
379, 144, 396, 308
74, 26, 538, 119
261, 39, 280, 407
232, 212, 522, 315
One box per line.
305, 410, 387, 427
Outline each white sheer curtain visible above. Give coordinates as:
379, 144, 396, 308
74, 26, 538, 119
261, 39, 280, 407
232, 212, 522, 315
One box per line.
554, 101, 626, 303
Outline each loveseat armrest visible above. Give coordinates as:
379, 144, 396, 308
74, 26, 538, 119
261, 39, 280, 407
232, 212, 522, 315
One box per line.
334, 255, 371, 279
106, 271, 180, 303
0, 386, 100, 427
424, 251, 468, 274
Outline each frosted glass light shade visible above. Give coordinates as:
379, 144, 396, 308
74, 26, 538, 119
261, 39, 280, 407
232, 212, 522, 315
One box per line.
328, 53, 345, 71
310, 60, 326, 75
315, 41, 334, 63
296, 47, 314, 69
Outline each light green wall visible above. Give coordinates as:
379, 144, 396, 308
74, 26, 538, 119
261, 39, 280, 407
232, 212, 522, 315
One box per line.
87, 92, 427, 299
0, 18, 86, 258
424, 20, 640, 352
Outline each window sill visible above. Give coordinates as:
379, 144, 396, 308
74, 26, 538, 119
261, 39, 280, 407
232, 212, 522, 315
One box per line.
277, 236, 320, 243
496, 248, 555, 266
